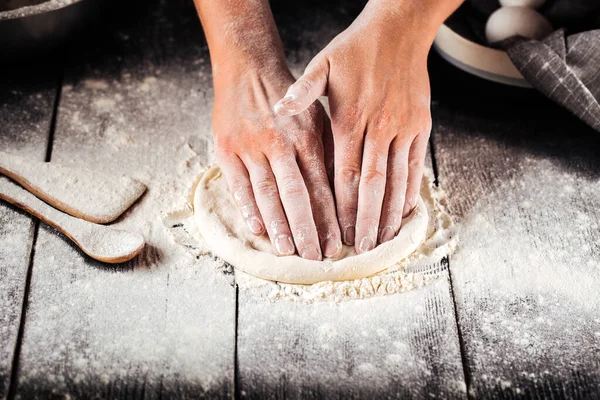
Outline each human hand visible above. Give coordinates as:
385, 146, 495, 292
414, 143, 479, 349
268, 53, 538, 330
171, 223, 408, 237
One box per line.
273, 0, 439, 254
212, 61, 342, 260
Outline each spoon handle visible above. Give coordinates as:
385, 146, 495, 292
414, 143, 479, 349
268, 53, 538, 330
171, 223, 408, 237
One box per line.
0, 175, 76, 235
0, 176, 144, 263
0, 151, 146, 224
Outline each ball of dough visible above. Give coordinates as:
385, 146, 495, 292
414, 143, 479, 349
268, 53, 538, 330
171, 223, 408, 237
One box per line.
485, 7, 553, 44
499, 0, 546, 9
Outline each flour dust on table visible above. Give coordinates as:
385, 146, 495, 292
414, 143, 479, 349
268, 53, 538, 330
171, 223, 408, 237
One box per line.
165, 164, 457, 302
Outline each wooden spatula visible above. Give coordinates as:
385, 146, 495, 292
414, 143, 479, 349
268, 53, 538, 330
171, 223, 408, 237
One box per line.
0, 151, 146, 224
0, 176, 145, 264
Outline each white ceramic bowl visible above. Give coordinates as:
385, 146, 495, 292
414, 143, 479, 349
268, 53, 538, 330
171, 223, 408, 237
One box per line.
433, 23, 531, 88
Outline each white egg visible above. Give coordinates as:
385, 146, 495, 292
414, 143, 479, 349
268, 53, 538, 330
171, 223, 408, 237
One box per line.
499, 0, 546, 9
485, 6, 553, 44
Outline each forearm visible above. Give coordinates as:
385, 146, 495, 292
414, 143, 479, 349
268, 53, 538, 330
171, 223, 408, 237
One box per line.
193, 0, 287, 76
364, 0, 464, 48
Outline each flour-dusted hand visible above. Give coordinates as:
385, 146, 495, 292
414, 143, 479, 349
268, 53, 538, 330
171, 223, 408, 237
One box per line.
213, 65, 341, 260
194, 0, 343, 260
274, 0, 463, 254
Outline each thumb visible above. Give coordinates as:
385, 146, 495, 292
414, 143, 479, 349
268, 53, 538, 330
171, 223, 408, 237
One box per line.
274, 60, 329, 117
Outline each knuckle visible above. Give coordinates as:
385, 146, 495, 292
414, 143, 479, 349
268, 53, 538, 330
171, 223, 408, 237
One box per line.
230, 181, 252, 200
296, 79, 313, 93
215, 147, 234, 163
383, 198, 404, 216
420, 110, 433, 134
409, 155, 425, 170
422, 118, 432, 136
389, 163, 409, 180
360, 215, 380, 227
395, 133, 414, 148
333, 113, 363, 135
380, 212, 402, 230
373, 111, 392, 132
291, 225, 315, 244
295, 133, 318, 152
306, 56, 325, 73
361, 169, 386, 186
267, 219, 289, 235
214, 134, 234, 151
280, 176, 306, 197
317, 212, 338, 229
262, 118, 280, 136
254, 179, 279, 200
339, 203, 358, 218
408, 111, 432, 138
339, 165, 361, 186
311, 184, 333, 202
358, 217, 380, 238
239, 204, 255, 219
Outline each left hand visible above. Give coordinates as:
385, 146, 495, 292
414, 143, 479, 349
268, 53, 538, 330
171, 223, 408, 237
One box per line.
273, 0, 437, 254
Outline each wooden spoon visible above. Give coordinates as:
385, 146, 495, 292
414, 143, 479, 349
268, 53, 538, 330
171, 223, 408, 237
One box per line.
0, 151, 146, 224
0, 176, 145, 264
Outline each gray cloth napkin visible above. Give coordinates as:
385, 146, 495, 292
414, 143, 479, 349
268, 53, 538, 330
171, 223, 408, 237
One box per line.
508, 29, 600, 132
470, 0, 600, 132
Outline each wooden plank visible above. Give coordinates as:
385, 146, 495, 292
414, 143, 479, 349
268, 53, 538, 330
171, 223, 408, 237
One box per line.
237, 147, 466, 399
238, 275, 467, 399
0, 66, 57, 398
237, 4, 466, 398
12, 1, 235, 398
430, 52, 600, 398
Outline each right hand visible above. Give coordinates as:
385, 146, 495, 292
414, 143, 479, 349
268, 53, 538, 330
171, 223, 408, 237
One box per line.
212, 62, 342, 260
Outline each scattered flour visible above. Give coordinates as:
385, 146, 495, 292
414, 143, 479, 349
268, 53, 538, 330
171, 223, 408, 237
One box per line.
14, 55, 234, 395
435, 125, 600, 395
165, 170, 458, 303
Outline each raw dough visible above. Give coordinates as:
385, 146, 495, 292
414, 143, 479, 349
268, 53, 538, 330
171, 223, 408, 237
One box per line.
192, 165, 429, 285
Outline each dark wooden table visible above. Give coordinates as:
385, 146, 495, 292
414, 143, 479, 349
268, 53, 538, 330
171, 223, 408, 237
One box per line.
1, 0, 599, 398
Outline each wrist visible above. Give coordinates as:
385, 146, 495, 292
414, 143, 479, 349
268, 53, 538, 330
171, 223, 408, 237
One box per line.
213, 52, 291, 88
212, 56, 295, 102
214, 47, 287, 76
363, 0, 462, 46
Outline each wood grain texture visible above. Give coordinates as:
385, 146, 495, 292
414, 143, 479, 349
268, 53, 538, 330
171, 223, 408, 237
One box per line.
0, 66, 57, 398
237, 275, 467, 399
236, 4, 466, 398
12, 1, 235, 398
429, 52, 600, 398
236, 144, 465, 400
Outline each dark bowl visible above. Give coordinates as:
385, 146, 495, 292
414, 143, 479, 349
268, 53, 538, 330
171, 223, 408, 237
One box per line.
0, 0, 109, 62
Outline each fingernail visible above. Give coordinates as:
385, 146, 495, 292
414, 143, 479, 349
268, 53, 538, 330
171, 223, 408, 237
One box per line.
359, 237, 375, 253
380, 226, 395, 243
323, 238, 342, 258
241, 205, 252, 218
403, 202, 414, 217
343, 226, 355, 246
301, 244, 321, 261
273, 94, 295, 113
275, 235, 295, 255
247, 217, 263, 235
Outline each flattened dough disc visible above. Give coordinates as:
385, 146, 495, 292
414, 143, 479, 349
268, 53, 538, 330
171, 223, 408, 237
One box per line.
193, 165, 429, 285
